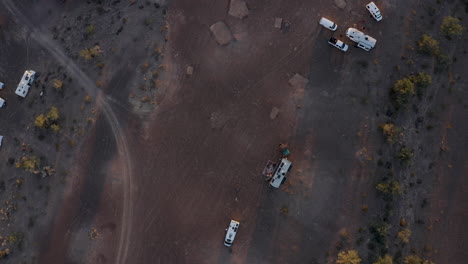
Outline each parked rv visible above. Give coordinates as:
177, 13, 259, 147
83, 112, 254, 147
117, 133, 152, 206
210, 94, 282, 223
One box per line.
366, 2, 382, 21
269, 158, 293, 188
345, 28, 377, 51
15, 70, 36, 98
224, 220, 240, 247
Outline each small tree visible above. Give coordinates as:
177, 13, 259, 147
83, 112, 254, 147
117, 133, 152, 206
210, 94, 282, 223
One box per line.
440, 16, 463, 38
417, 34, 440, 56
392, 78, 415, 105
410, 72, 432, 89
47, 106, 60, 121
337, 250, 362, 264
50, 124, 61, 133
374, 255, 393, 264
34, 114, 48, 128
398, 228, 411, 243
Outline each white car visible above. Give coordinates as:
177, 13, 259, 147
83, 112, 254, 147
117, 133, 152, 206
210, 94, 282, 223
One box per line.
328, 37, 349, 52
224, 220, 240, 247
0, 135, 3, 148
0, 82, 4, 89
366, 2, 382, 21
0, 97, 5, 108
319, 17, 337, 31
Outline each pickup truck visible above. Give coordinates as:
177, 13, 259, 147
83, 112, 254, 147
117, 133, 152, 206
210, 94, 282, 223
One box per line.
328, 37, 349, 52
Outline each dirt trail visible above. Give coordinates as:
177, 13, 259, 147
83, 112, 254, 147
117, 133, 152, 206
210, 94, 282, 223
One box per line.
2, 1, 134, 263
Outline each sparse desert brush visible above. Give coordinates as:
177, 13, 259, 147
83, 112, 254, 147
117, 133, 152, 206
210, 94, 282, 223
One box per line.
379, 123, 401, 143
376, 180, 401, 195
373, 255, 393, 264
398, 147, 414, 161
398, 228, 411, 243
18, 156, 39, 173
85, 24, 96, 35
80, 45, 102, 60
53, 79, 63, 90
417, 34, 440, 56
403, 255, 422, 264
392, 78, 415, 106
410, 72, 432, 89
336, 250, 361, 264
84, 95, 92, 103
50, 124, 61, 133
440, 16, 463, 38
280, 206, 289, 215
34, 114, 48, 128
47, 106, 60, 121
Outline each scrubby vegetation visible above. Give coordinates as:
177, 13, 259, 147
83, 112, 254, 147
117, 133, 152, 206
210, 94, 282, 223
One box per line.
336, 250, 362, 264
440, 16, 463, 38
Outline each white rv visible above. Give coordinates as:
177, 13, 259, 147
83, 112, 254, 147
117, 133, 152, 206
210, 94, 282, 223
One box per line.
345, 28, 377, 51
366, 2, 382, 21
224, 220, 240, 247
269, 158, 292, 188
15, 70, 36, 98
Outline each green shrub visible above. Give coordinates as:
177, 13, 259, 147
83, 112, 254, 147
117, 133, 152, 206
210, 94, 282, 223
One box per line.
417, 34, 439, 56
440, 16, 463, 37
374, 255, 393, 264
376, 180, 401, 195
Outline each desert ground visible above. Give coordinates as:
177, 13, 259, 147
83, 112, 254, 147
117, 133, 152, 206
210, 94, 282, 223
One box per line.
0, 0, 467, 263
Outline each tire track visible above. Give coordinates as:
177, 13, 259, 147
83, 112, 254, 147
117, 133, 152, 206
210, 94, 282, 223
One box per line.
2, 1, 133, 264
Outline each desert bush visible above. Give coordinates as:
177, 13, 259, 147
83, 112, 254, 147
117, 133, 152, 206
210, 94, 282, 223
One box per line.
79, 45, 102, 60
404, 255, 422, 264
398, 147, 414, 161
84, 95, 92, 103
376, 180, 401, 195
336, 250, 362, 264
440, 16, 463, 37
379, 123, 401, 143
50, 124, 61, 133
435, 54, 451, 73
392, 78, 415, 105
417, 34, 439, 56
410, 72, 432, 89
85, 24, 96, 35
369, 222, 391, 244
34, 114, 48, 128
18, 156, 39, 173
53, 79, 63, 90
398, 228, 411, 243
47, 106, 60, 121
374, 255, 393, 264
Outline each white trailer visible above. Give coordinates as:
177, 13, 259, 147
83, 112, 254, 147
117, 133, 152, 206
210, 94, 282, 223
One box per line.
345, 28, 377, 51
15, 70, 36, 98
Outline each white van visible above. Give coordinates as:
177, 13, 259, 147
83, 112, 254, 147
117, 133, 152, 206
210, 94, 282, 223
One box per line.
366, 2, 382, 21
224, 220, 240, 247
345, 28, 377, 51
319, 17, 337, 31
269, 158, 292, 188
